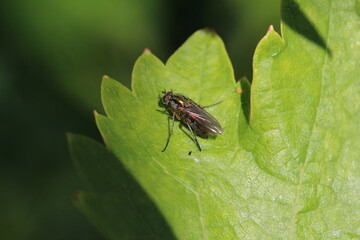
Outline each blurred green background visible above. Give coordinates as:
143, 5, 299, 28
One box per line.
0, 0, 280, 239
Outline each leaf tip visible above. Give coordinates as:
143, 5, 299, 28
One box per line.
143, 48, 152, 54
72, 190, 83, 203
203, 27, 217, 35
93, 109, 99, 116
65, 131, 73, 138
267, 25, 274, 32
100, 74, 119, 97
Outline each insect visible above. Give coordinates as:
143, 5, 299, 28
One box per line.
158, 90, 223, 152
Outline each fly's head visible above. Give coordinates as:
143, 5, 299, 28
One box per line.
160, 90, 173, 107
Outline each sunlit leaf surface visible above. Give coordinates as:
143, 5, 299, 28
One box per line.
70, 1, 360, 238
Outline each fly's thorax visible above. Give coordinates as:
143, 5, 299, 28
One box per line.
173, 95, 192, 107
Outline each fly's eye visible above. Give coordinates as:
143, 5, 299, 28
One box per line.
161, 96, 169, 105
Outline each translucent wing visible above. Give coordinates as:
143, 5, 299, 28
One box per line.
186, 104, 223, 134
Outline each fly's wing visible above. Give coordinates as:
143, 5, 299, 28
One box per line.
186, 104, 223, 134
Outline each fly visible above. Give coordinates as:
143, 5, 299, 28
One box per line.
158, 90, 223, 152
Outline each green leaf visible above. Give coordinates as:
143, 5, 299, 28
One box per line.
68, 134, 175, 240
73, 0, 360, 239
96, 30, 247, 239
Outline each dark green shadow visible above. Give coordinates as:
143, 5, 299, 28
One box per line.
239, 77, 251, 124
68, 134, 176, 240
282, 0, 332, 56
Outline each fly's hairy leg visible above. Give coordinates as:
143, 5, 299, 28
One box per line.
186, 119, 202, 151
161, 112, 175, 152
156, 109, 167, 114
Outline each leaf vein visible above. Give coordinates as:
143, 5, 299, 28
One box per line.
288, 1, 333, 237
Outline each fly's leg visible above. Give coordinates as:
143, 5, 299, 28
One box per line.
186, 119, 202, 151
161, 112, 175, 152
156, 109, 167, 114
202, 101, 222, 108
